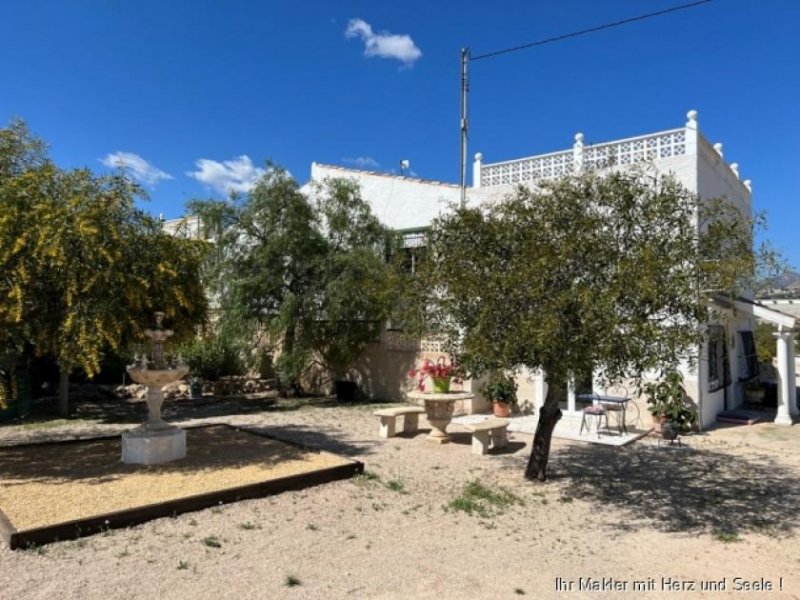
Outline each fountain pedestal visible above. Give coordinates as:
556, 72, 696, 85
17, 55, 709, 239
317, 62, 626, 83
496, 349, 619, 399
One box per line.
122, 426, 186, 465
123, 312, 189, 465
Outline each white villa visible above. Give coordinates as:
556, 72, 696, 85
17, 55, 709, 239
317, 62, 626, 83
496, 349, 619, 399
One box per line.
305, 110, 798, 430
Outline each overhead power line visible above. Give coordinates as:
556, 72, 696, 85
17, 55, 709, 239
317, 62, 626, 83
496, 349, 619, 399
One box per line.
458, 0, 715, 205
471, 0, 713, 62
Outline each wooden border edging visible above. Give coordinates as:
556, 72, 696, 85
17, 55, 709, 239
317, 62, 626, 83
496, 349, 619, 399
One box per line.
1, 424, 364, 550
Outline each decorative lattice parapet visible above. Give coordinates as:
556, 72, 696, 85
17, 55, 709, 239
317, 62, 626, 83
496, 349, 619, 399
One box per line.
476, 110, 712, 189
419, 339, 446, 354
384, 331, 450, 354
480, 129, 687, 188
582, 129, 687, 170
480, 149, 574, 187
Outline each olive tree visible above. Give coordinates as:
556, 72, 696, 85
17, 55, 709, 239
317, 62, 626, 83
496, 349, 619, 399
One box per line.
403, 168, 776, 481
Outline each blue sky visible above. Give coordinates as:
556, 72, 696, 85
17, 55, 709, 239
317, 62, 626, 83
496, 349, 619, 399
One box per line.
2, 0, 798, 266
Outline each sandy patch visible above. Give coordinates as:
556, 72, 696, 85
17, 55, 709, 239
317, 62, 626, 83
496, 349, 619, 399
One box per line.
0, 425, 351, 530
0, 399, 799, 599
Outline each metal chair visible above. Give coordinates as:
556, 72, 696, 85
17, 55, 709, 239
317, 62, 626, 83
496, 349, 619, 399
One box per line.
579, 404, 608, 438
598, 400, 626, 435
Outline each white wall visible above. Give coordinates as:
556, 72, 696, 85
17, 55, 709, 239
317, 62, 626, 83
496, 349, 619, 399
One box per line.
304, 115, 756, 416
306, 163, 462, 230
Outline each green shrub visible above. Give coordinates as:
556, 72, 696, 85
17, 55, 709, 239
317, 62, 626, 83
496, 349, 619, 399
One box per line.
179, 335, 244, 382
482, 371, 518, 405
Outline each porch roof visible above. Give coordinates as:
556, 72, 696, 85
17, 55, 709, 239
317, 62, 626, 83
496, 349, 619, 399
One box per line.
711, 294, 797, 330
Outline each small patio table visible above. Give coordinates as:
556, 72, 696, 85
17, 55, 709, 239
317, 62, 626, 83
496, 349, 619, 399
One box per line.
576, 394, 630, 435
406, 390, 474, 444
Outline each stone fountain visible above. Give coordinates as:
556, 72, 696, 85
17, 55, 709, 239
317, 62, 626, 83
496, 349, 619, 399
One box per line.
122, 312, 189, 465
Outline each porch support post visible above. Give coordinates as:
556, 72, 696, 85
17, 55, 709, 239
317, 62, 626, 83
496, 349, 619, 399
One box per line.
774, 329, 795, 425
566, 373, 577, 415
534, 369, 547, 411
788, 331, 798, 418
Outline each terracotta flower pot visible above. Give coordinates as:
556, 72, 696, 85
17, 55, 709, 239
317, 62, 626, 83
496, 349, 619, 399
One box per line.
493, 401, 511, 418
651, 414, 668, 434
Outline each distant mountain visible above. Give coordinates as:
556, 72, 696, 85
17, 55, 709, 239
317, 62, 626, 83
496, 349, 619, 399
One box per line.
758, 270, 800, 299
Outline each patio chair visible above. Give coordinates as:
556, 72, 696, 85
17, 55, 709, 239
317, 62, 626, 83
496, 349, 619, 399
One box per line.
579, 404, 608, 438
598, 400, 626, 435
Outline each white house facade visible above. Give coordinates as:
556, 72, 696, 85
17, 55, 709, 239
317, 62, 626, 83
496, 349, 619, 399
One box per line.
306, 110, 798, 429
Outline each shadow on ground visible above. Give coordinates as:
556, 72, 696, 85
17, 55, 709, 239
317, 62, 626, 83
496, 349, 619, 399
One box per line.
0, 424, 373, 485
551, 442, 800, 538
13, 394, 399, 427
446, 431, 527, 455
246, 423, 380, 458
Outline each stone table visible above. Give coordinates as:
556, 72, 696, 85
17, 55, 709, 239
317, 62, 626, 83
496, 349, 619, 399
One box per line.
406, 390, 475, 444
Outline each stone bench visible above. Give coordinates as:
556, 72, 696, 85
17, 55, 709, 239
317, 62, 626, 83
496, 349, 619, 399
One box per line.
462, 418, 510, 455
373, 406, 426, 439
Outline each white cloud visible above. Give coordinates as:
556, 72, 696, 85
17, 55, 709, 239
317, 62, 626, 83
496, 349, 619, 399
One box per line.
345, 18, 422, 67
343, 156, 380, 169
100, 151, 173, 186
186, 155, 266, 195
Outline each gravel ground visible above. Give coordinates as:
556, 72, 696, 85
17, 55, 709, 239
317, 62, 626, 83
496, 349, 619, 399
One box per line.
1, 397, 799, 599
0, 425, 351, 530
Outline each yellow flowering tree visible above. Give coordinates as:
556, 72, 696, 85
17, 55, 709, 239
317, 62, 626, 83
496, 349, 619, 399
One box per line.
0, 119, 208, 415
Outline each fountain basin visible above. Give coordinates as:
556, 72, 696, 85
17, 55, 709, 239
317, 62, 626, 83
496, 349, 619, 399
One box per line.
122, 426, 186, 465
126, 366, 189, 387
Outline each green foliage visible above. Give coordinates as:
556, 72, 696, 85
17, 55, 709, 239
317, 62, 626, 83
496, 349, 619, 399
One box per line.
446, 480, 522, 518
0, 119, 208, 394
754, 322, 777, 363
643, 370, 697, 430
190, 171, 394, 393
353, 470, 382, 486
385, 478, 407, 493
482, 371, 518, 404
178, 335, 244, 381
715, 531, 741, 543
401, 168, 774, 478
0, 370, 6, 410
744, 379, 763, 392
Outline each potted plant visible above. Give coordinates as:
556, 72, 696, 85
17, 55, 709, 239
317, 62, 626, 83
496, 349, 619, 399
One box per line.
643, 370, 697, 438
188, 376, 204, 400
407, 356, 461, 393
483, 371, 517, 417
744, 379, 765, 405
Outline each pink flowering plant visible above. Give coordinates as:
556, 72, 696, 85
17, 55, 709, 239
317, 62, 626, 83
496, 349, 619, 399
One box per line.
407, 356, 463, 392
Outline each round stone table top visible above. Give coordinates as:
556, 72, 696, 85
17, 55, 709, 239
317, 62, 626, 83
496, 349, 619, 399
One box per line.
406, 391, 474, 402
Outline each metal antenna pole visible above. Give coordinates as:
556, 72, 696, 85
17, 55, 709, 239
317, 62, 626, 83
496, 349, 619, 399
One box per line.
459, 48, 469, 208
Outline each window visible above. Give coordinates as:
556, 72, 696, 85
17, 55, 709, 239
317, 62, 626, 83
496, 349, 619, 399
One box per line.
707, 325, 730, 393
385, 229, 427, 331
738, 330, 760, 381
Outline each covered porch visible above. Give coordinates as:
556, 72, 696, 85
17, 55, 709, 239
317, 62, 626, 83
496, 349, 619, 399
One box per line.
713, 296, 798, 426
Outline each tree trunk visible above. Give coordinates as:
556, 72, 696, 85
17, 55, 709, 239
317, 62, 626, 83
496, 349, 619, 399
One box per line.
278, 324, 303, 398
58, 366, 70, 417
525, 383, 565, 482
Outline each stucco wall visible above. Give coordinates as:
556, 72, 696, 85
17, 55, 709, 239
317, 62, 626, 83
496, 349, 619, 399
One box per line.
304, 115, 755, 422
306, 163, 462, 230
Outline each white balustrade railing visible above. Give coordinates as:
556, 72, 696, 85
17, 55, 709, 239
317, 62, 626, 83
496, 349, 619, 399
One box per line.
583, 129, 687, 170
479, 127, 688, 188
480, 150, 574, 187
